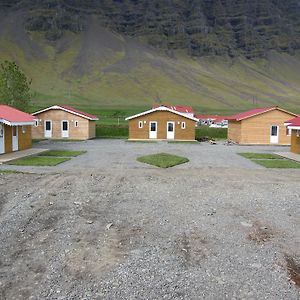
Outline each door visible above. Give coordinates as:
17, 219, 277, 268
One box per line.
0, 123, 4, 154
270, 125, 279, 144
45, 120, 52, 138
12, 126, 18, 151
149, 121, 157, 139
167, 122, 175, 139
61, 121, 69, 138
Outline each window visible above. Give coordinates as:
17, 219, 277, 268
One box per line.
75, 121, 79, 128
0, 124, 3, 137
34, 120, 38, 127
181, 122, 186, 129
138, 121, 143, 128
62, 121, 68, 131
286, 127, 292, 136
271, 125, 278, 136
22, 126, 26, 133
297, 130, 300, 137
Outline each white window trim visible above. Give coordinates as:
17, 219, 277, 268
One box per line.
34, 120, 39, 127
75, 120, 79, 128
286, 127, 292, 136
181, 122, 186, 129
138, 121, 143, 128
22, 126, 26, 134
297, 130, 300, 137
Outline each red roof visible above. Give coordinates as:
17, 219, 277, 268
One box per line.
286, 116, 300, 127
152, 105, 193, 114
32, 105, 98, 120
0, 105, 35, 124
59, 105, 98, 120
227, 107, 274, 121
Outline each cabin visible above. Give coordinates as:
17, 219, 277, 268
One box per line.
227, 107, 298, 145
126, 106, 198, 141
32, 105, 99, 140
285, 116, 300, 154
0, 105, 35, 154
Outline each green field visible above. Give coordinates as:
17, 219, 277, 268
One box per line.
137, 153, 189, 168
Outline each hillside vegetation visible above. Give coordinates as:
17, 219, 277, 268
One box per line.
0, 2, 300, 115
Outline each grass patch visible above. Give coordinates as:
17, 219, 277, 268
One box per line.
38, 150, 86, 157
32, 139, 46, 144
49, 139, 84, 142
0, 170, 24, 174
7, 156, 71, 166
239, 153, 283, 159
252, 159, 300, 168
137, 152, 189, 168
96, 125, 128, 138
196, 126, 227, 140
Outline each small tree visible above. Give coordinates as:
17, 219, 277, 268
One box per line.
0, 61, 32, 112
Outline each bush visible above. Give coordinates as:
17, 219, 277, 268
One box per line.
196, 126, 227, 140
96, 125, 128, 138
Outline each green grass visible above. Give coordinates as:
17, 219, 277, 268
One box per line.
137, 152, 189, 168
38, 150, 86, 157
96, 125, 128, 138
196, 127, 227, 140
0, 170, 24, 174
7, 156, 70, 166
238, 153, 282, 159
252, 159, 300, 168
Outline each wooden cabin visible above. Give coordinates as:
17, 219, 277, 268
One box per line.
126, 106, 198, 141
32, 105, 98, 140
0, 105, 35, 154
285, 116, 300, 154
227, 107, 298, 145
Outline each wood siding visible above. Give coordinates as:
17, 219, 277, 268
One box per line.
128, 111, 196, 140
32, 110, 95, 140
18, 126, 32, 151
228, 109, 295, 145
290, 130, 300, 154
3, 125, 32, 154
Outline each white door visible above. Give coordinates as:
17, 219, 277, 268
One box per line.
0, 123, 4, 154
270, 125, 279, 144
12, 126, 18, 151
61, 121, 69, 138
45, 120, 52, 138
149, 121, 157, 139
167, 122, 175, 139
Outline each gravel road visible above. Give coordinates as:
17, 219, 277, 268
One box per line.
0, 140, 299, 299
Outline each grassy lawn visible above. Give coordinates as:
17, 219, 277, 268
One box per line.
196, 126, 227, 140
96, 125, 128, 138
253, 159, 300, 168
239, 153, 282, 159
137, 153, 189, 168
38, 150, 86, 157
7, 156, 71, 166
126, 140, 157, 143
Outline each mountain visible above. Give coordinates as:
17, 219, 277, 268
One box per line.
0, 1, 300, 113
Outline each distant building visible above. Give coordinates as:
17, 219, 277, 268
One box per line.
126, 106, 198, 141
0, 105, 35, 154
227, 107, 298, 145
32, 105, 98, 140
196, 115, 228, 127
152, 105, 194, 118
285, 116, 300, 154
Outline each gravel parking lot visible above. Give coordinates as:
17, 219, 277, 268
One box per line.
0, 140, 299, 299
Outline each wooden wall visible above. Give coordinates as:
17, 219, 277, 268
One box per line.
32, 110, 95, 140
3, 125, 32, 153
290, 130, 300, 154
228, 109, 295, 145
128, 111, 196, 140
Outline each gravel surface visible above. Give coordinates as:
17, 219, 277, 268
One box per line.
0, 140, 299, 299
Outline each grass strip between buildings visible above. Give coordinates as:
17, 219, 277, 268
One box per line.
238, 153, 283, 159
137, 152, 189, 168
7, 156, 71, 166
252, 159, 300, 168
38, 150, 86, 157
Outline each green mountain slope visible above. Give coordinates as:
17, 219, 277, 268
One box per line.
0, 11, 300, 114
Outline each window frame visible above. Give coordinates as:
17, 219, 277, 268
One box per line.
181, 122, 186, 129
138, 121, 143, 129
